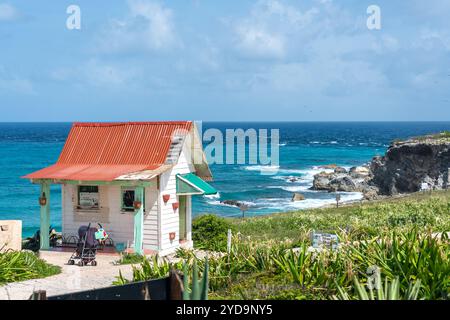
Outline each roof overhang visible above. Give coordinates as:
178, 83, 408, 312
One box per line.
176, 173, 217, 196
22, 164, 169, 183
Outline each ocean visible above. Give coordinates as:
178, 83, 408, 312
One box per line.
1, 122, 450, 237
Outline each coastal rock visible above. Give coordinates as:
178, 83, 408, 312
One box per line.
221, 200, 245, 208
362, 186, 379, 200
310, 132, 450, 200
291, 193, 306, 201
329, 176, 358, 192
312, 171, 368, 193
369, 135, 450, 195
334, 167, 347, 174
319, 164, 338, 169
349, 166, 370, 179
312, 172, 334, 190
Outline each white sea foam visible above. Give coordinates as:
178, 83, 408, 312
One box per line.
244, 165, 280, 174
248, 192, 363, 211
309, 141, 340, 145
211, 165, 364, 214
205, 199, 258, 208
205, 192, 220, 199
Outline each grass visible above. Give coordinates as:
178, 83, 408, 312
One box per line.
209, 230, 449, 300
0, 250, 61, 285
230, 190, 450, 243
116, 253, 145, 265
122, 229, 449, 300
409, 131, 450, 142
119, 190, 450, 300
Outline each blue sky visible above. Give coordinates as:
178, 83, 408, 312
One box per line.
0, 0, 449, 121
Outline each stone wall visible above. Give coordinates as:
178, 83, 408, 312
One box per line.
0, 220, 22, 252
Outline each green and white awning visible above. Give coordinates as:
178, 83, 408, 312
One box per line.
176, 173, 217, 196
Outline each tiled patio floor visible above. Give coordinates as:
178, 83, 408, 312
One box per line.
0, 250, 135, 300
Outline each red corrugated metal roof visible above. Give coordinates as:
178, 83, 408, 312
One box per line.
23, 121, 192, 181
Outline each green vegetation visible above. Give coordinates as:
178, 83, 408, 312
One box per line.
183, 259, 209, 300
412, 131, 450, 142
119, 230, 449, 300
120, 190, 450, 300
231, 191, 450, 243
334, 273, 422, 300
114, 255, 183, 285
116, 253, 145, 265
192, 214, 234, 251
0, 250, 61, 285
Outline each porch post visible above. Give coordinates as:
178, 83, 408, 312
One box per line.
39, 182, 50, 250
134, 186, 144, 255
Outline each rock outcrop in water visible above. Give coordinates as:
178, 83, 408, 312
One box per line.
291, 193, 305, 201
221, 200, 249, 209
312, 165, 376, 199
311, 132, 450, 198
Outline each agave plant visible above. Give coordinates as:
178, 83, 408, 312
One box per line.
334, 273, 422, 300
114, 255, 183, 285
182, 258, 209, 300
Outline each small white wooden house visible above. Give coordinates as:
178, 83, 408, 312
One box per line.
23, 122, 216, 256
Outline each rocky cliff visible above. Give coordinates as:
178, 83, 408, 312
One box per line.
370, 134, 450, 195
312, 132, 450, 198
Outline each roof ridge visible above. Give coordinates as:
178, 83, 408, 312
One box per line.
73, 121, 192, 127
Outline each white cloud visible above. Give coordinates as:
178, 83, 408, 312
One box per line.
97, 0, 178, 53
0, 3, 18, 21
413, 28, 450, 52
235, 26, 285, 58
233, 0, 319, 58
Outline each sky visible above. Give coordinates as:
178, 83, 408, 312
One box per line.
0, 0, 449, 121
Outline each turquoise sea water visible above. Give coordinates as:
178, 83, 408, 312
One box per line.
1, 122, 450, 237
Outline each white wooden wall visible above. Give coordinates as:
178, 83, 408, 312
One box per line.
143, 183, 159, 250
61, 184, 159, 250
158, 142, 194, 253
62, 185, 135, 245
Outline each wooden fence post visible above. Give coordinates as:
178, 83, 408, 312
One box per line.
227, 229, 232, 254
30, 290, 47, 300
168, 268, 184, 300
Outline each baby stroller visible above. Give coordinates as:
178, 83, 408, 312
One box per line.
68, 223, 103, 266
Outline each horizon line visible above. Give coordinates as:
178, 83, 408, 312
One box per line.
1, 120, 450, 124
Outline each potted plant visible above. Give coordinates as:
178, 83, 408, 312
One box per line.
162, 194, 170, 203
133, 201, 142, 210
169, 232, 176, 241
172, 202, 179, 211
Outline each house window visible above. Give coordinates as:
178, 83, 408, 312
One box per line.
78, 186, 99, 209
122, 188, 135, 211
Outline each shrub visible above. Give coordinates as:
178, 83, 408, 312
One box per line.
0, 250, 61, 284
117, 253, 145, 265
192, 214, 233, 251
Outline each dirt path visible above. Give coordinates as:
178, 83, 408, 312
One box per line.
0, 251, 135, 300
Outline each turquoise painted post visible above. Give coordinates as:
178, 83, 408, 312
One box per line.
134, 187, 144, 255
39, 182, 50, 250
